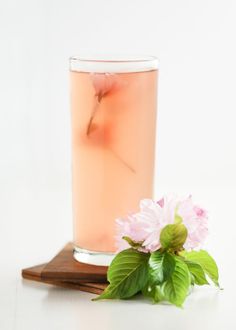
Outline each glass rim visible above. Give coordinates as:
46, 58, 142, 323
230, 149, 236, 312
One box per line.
69, 55, 159, 73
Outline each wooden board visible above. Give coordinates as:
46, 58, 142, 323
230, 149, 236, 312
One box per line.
41, 243, 108, 282
22, 243, 108, 295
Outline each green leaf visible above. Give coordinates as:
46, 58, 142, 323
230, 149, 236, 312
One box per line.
160, 224, 188, 250
185, 260, 209, 286
94, 249, 149, 300
180, 250, 219, 287
163, 256, 191, 307
142, 284, 164, 303
149, 251, 175, 285
122, 236, 143, 249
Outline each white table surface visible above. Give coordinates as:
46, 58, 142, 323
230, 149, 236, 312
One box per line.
1, 185, 235, 330
1, 275, 235, 330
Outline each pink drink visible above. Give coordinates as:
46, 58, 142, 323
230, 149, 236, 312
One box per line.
70, 57, 158, 264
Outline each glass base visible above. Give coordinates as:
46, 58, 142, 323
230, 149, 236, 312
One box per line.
73, 246, 115, 266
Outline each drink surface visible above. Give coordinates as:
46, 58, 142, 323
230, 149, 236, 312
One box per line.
71, 69, 157, 252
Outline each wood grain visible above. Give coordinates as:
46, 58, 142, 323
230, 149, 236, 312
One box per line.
22, 243, 108, 295
41, 243, 108, 282
22, 264, 107, 294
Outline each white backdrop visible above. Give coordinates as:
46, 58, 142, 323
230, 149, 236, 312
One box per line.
0, 0, 236, 285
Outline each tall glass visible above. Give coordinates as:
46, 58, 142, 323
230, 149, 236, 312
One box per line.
70, 56, 159, 265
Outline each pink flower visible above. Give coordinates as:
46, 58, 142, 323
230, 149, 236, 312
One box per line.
91, 73, 120, 101
116, 196, 179, 253
178, 196, 208, 250
115, 195, 208, 253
